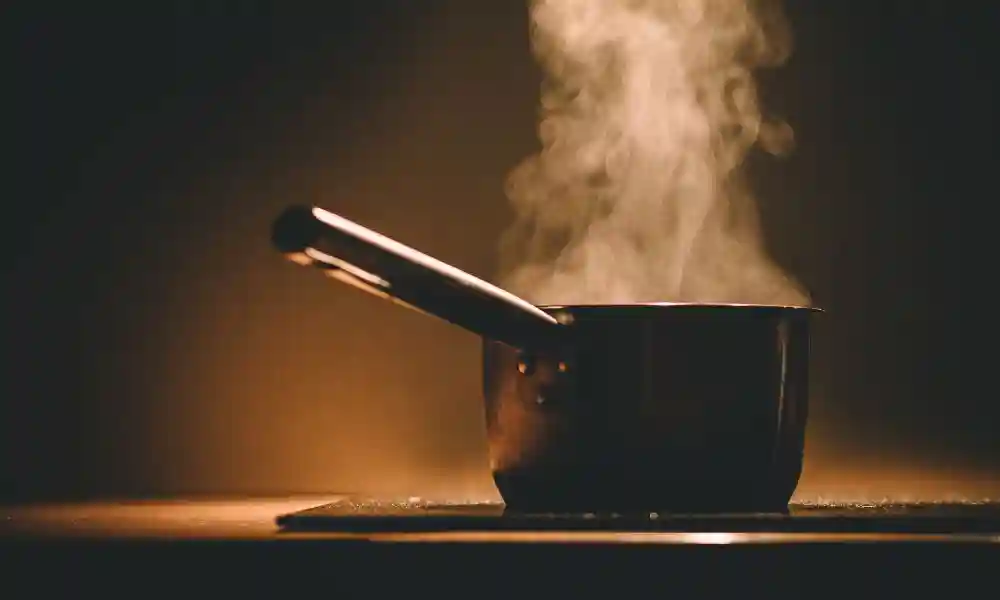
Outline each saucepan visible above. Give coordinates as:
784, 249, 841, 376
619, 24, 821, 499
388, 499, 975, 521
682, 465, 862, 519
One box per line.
271, 204, 820, 513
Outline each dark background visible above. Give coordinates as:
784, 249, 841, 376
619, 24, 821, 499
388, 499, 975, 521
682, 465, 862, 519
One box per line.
3, 1, 992, 503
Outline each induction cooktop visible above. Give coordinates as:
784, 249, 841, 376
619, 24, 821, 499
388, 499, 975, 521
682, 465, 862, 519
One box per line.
276, 498, 1000, 541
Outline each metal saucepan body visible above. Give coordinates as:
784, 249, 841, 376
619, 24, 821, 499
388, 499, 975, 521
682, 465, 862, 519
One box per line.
272, 205, 819, 513
484, 303, 814, 513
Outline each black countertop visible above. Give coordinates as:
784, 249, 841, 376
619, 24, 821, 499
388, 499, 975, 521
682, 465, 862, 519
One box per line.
4, 497, 998, 594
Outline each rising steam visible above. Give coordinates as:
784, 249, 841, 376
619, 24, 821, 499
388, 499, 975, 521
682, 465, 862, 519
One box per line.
500, 0, 809, 306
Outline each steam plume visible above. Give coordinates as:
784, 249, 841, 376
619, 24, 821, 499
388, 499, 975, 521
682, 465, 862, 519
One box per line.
501, 0, 808, 305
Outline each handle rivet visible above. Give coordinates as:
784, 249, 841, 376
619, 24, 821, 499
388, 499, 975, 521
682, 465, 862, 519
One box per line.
517, 354, 536, 376
554, 311, 574, 325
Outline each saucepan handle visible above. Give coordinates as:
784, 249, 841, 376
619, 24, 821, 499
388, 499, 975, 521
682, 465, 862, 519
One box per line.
271, 205, 569, 352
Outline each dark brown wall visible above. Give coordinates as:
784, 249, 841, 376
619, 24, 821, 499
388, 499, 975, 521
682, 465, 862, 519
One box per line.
4, 1, 996, 502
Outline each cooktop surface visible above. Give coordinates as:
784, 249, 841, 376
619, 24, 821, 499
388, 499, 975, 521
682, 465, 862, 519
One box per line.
277, 499, 1000, 541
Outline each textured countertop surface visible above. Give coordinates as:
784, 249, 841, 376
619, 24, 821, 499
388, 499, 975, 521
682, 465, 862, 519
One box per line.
4, 496, 1000, 542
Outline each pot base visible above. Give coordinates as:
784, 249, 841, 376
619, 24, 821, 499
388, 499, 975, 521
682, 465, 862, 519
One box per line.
493, 470, 796, 514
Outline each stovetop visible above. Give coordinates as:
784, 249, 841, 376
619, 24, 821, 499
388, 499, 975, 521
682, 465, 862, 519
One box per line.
277, 499, 1000, 540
